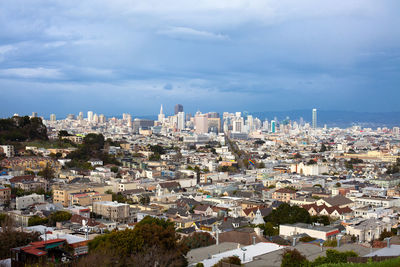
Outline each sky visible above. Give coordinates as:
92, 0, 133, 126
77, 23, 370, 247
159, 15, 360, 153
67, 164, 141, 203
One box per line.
1, 0, 400, 118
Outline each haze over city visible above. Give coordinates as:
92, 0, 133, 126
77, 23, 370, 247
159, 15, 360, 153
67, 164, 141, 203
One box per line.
1, 0, 400, 117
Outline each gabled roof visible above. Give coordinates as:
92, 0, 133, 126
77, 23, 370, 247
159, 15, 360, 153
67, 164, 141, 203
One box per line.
323, 195, 353, 206
194, 204, 211, 212
158, 181, 180, 189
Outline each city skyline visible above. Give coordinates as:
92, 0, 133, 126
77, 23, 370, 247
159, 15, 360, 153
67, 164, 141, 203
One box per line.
1, 1, 400, 117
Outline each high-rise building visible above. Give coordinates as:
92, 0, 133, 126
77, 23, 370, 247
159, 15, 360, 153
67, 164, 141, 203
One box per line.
99, 114, 106, 124
78, 112, 84, 121
271, 120, 276, 133
312, 108, 317, 129
177, 112, 185, 130
93, 113, 99, 123
50, 114, 56, 122
31, 112, 38, 118
195, 114, 208, 134
87, 111, 94, 122
174, 104, 183, 115
158, 105, 165, 122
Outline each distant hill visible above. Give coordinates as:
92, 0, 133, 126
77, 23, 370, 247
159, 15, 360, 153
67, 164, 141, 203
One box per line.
0, 116, 48, 144
251, 110, 400, 128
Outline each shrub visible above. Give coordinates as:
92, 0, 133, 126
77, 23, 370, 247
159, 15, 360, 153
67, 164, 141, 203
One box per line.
281, 248, 309, 267
299, 236, 316, 243
323, 239, 337, 247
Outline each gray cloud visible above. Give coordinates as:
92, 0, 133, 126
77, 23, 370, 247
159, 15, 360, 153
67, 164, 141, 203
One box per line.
0, 0, 399, 116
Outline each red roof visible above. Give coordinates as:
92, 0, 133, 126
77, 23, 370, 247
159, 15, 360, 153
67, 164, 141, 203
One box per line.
22, 247, 47, 256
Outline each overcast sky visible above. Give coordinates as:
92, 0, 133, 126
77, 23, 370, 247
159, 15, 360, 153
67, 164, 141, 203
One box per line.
1, 0, 399, 117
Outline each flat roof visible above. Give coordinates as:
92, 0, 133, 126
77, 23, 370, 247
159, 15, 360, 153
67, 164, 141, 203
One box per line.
201, 242, 284, 267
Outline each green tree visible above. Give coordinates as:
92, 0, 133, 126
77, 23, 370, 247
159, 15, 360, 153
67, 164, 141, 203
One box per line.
0, 217, 41, 259
139, 195, 150, 205
48, 211, 72, 226
88, 216, 187, 266
260, 222, 279, 236
379, 229, 394, 241
281, 249, 308, 267
179, 232, 216, 250
38, 163, 55, 181
264, 203, 311, 226
212, 256, 241, 267
28, 215, 49, 226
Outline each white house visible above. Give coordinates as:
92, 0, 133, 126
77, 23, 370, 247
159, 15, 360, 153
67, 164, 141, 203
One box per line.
16, 193, 45, 210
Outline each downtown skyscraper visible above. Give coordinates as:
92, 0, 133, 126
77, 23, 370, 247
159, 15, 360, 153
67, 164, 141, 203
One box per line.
312, 108, 317, 129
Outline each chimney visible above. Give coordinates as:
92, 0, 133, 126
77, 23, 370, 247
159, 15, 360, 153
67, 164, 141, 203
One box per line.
253, 236, 256, 245
337, 234, 343, 247
216, 230, 219, 245
384, 237, 392, 248
292, 237, 297, 247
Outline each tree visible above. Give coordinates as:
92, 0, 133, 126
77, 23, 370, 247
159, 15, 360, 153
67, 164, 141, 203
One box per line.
311, 215, 330, 226
212, 256, 241, 267
28, 215, 49, 226
264, 203, 311, 226
0, 216, 41, 259
320, 144, 327, 152
335, 182, 341, 187
312, 249, 357, 265
139, 195, 150, 205
260, 222, 278, 236
281, 249, 308, 267
110, 166, 119, 173
87, 216, 187, 266
38, 163, 55, 181
48, 211, 72, 226
179, 232, 216, 250
379, 229, 394, 241
58, 130, 70, 138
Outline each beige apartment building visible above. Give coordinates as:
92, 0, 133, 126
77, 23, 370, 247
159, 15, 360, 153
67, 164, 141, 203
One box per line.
52, 184, 112, 207
69, 191, 112, 206
92, 201, 130, 222
0, 186, 11, 205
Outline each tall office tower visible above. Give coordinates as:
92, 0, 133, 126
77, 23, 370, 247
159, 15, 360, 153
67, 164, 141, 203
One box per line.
235, 112, 241, 118
177, 112, 185, 130
393, 127, 400, 135
78, 111, 83, 121
312, 108, 317, 129
247, 115, 254, 132
99, 114, 106, 124
87, 111, 94, 122
50, 114, 56, 122
254, 118, 262, 130
174, 104, 183, 115
195, 114, 208, 134
126, 114, 132, 127
158, 105, 165, 122
185, 113, 192, 122
31, 112, 38, 118
271, 120, 276, 133
233, 117, 244, 133
93, 113, 99, 124
263, 120, 269, 131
